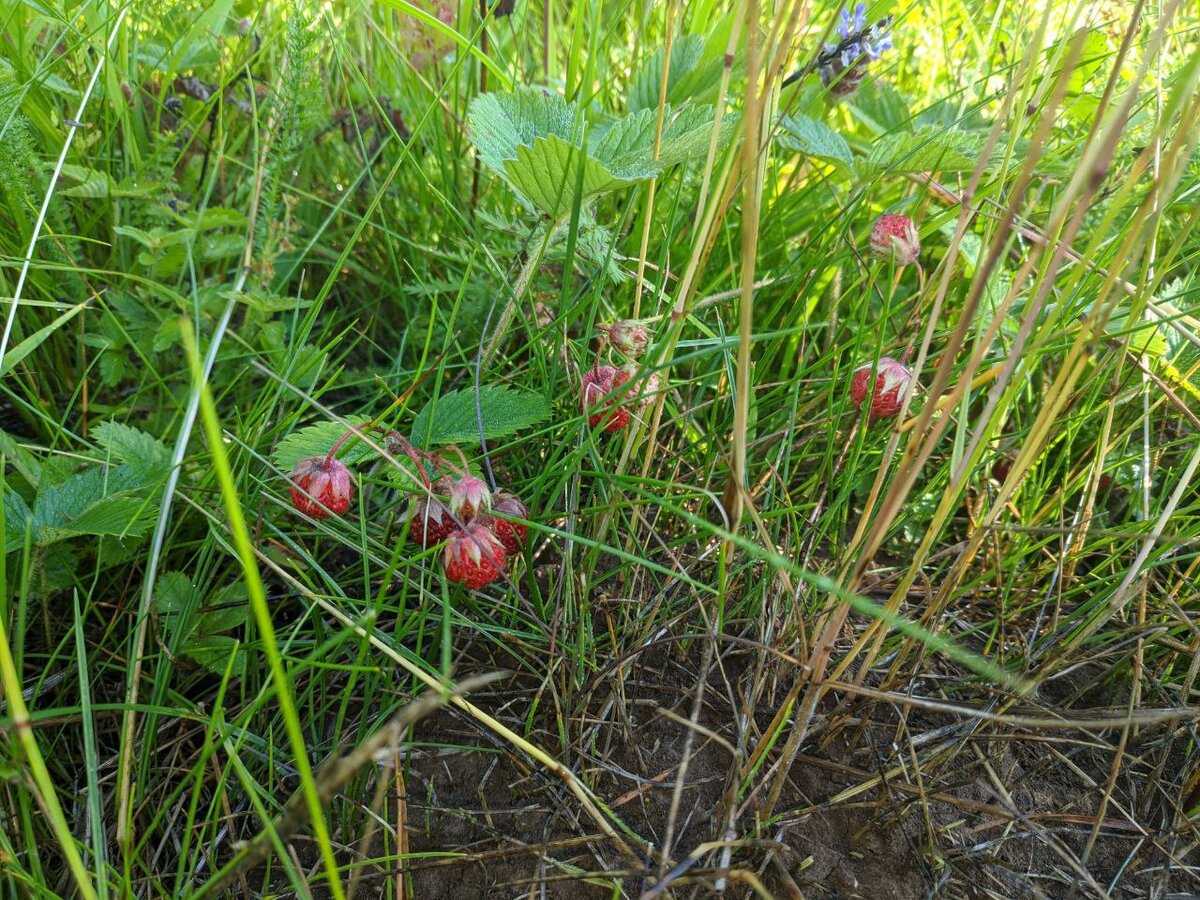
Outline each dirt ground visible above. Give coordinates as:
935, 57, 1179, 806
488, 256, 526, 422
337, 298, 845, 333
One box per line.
336, 643, 1200, 899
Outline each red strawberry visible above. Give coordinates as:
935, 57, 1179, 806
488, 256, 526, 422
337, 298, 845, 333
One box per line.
443, 522, 507, 589
409, 478, 456, 547
850, 357, 914, 421
869, 213, 920, 265
449, 475, 491, 520
581, 365, 630, 433
289, 456, 354, 519
490, 490, 528, 554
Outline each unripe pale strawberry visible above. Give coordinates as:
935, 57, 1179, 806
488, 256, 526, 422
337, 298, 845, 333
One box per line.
449, 475, 491, 520
489, 490, 528, 554
409, 478, 456, 547
850, 357, 913, 421
581, 365, 629, 433
289, 456, 354, 519
443, 522, 507, 590
869, 214, 920, 265
607, 320, 650, 355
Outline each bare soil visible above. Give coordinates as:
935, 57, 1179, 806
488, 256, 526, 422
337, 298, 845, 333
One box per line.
339, 642, 1200, 899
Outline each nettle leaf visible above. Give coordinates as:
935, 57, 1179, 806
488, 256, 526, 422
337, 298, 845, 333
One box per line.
272, 416, 376, 471
93, 421, 171, 477
778, 114, 854, 173
411, 386, 551, 447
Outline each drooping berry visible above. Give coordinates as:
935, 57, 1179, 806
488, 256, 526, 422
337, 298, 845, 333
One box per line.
581, 365, 630, 433
449, 475, 491, 520
490, 490, 528, 555
869, 214, 920, 265
289, 456, 354, 519
408, 478, 456, 547
607, 320, 650, 356
849, 357, 914, 421
443, 522, 507, 590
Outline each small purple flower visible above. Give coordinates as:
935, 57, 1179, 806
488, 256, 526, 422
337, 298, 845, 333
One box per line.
838, 2, 867, 39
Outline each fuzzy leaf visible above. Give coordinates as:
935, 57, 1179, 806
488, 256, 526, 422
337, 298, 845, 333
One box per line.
272, 416, 376, 471
93, 421, 171, 477
3, 489, 33, 554
469, 88, 721, 217
411, 386, 551, 447
778, 114, 854, 172
859, 127, 987, 177
503, 134, 644, 218
628, 34, 725, 112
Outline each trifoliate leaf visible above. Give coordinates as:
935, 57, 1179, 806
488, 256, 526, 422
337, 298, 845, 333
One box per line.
411, 386, 551, 447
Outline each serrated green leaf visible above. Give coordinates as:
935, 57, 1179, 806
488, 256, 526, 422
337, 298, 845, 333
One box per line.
849, 81, 911, 133
0, 429, 42, 488
469, 89, 585, 173
629, 35, 714, 112
199, 582, 249, 634
185, 634, 246, 678
3, 489, 33, 553
469, 88, 720, 217
411, 386, 551, 447
859, 127, 986, 177
60, 164, 114, 199
503, 134, 642, 218
93, 421, 171, 476
778, 114, 854, 172
272, 417, 376, 471
49, 494, 157, 540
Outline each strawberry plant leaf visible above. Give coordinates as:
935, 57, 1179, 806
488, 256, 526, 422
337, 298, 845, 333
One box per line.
468, 88, 723, 218
858, 126, 986, 177
502, 134, 645, 218
411, 386, 551, 447
272, 417, 375, 471
93, 421, 171, 477
778, 114, 855, 173
628, 32, 727, 113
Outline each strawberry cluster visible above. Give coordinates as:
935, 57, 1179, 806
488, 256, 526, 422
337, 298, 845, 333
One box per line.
287, 427, 528, 592
407, 474, 528, 589
583, 319, 660, 435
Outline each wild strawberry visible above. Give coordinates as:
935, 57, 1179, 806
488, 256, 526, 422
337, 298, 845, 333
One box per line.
607, 320, 650, 355
408, 478, 456, 547
490, 490, 528, 554
581, 365, 630, 433
289, 456, 354, 519
849, 357, 914, 420
869, 213, 920, 265
443, 522, 507, 590
449, 474, 491, 520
